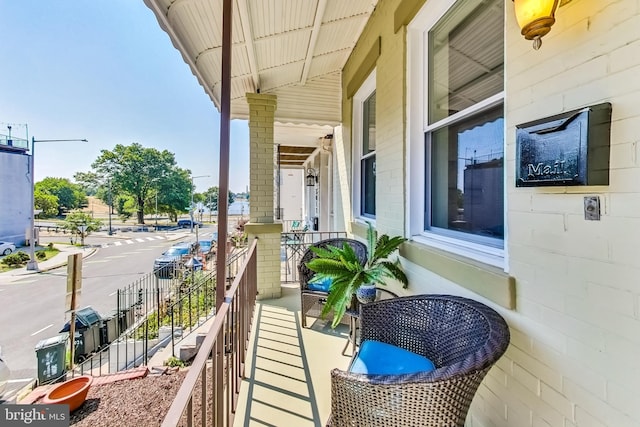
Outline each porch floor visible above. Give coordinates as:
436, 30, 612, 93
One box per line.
233, 286, 352, 427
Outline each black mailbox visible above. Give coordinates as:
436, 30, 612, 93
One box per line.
516, 103, 612, 187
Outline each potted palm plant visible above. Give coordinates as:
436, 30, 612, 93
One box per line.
306, 223, 408, 328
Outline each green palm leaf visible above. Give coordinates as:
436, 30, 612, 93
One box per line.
306, 222, 409, 328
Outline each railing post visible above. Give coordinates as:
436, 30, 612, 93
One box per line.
171, 308, 175, 358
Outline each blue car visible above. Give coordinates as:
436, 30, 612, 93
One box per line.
153, 243, 193, 277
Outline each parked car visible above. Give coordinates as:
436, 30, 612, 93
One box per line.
0, 241, 16, 256
153, 242, 197, 277
177, 219, 202, 228
0, 345, 10, 396
198, 239, 216, 260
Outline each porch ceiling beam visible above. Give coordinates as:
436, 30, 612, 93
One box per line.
237, 0, 260, 91
300, 0, 328, 85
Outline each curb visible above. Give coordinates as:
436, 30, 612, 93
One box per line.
0, 247, 97, 278
38, 248, 98, 273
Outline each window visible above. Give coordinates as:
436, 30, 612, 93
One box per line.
353, 70, 376, 220
409, 0, 505, 265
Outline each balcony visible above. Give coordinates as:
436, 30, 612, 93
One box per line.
0, 133, 29, 152
161, 237, 352, 426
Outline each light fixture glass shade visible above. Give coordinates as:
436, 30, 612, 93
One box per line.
514, 0, 559, 48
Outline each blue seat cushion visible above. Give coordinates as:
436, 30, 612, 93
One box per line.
349, 340, 436, 375
307, 276, 332, 292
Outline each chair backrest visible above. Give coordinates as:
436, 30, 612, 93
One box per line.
359, 294, 510, 381
298, 238, 368, 290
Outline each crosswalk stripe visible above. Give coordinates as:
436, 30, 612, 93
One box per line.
126, 240, 134, 244
146, 237, 155, 241
114, 241, 123, 246
155, 236, 165, 240
101, 243, 109, 248
135, 238, 145, 242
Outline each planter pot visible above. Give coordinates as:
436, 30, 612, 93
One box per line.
356, 284, 377, 304
42, 375, 93, 412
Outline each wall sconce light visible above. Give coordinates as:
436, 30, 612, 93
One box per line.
513, 0, 559, 50
306, 168, 317, 187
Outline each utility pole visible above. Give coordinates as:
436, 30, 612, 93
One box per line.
190, 175, 210, 233
108, 178, 113, 235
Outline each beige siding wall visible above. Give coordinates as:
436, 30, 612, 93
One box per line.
340, 0, 409, 238
340, 0, 640, 426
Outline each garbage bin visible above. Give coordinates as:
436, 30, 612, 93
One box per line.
100, 316, 119, 347
81, 324, 101, 358
35, 335, 67, 385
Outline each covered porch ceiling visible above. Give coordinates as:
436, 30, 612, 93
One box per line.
144, 0, 378, 150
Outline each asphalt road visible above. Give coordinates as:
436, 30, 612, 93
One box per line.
0, 232, 189, 384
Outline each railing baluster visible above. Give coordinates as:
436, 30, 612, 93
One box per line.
162, 240, 257, 427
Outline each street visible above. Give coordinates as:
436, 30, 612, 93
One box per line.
0, 230, 197, 388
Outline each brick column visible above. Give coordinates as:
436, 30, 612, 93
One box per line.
245, 93, 282, 300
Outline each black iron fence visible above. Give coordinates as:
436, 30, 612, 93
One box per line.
69, 248, 249, 377
162, 239, 258, 427
167, 247, 248, 356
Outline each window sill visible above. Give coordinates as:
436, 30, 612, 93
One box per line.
399, 240, 516, 309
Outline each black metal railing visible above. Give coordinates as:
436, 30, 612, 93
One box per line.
70, 248, 249, 377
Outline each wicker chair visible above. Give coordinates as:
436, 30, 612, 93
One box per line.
298, 238, 368, 328
328, 294, 510, 427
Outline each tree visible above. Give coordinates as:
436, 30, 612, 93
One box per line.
92, 143, 179, 224
34, 189, 58, 218
63, 211, 102, 245
157, 168, 192, 222
73, 171, 101, 196
203, 187, 235, 213
115, 195, 135, 222
35, 177, 87, 216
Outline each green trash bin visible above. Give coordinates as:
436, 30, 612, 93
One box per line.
35, 334, 68, 385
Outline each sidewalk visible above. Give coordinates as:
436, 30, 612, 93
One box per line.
0, 245, 97, 283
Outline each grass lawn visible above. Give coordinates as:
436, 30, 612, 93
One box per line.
0, 247, 60, 272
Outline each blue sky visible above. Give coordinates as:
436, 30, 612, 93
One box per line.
0, 0, 250, 193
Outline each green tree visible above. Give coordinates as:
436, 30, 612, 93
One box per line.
63, 211, 102, 245
34, 189, 59, 218
203, 187, 235, 213
73, 171, 101, 196
35, 177, 87, 216
116, 195, 136, 222
157, 168, 191, 222
92, 143, 178, 224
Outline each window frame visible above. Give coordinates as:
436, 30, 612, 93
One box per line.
352, 69, 377, 223
406, 0, 507, 269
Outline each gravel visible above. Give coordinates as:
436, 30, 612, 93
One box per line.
70, 369, 188, 427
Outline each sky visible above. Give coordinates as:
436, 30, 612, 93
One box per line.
0, 0, 250, 194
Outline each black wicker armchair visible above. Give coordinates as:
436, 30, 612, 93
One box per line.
328, 294, 510, 427
298, 238, 368, 328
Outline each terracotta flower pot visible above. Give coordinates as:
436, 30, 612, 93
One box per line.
42, 375, 93, 412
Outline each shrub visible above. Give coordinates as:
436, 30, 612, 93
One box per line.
36, 251, 47, 260
1, 251, 30, 267
164, 356, 185, 368
47, 242, 55, 250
